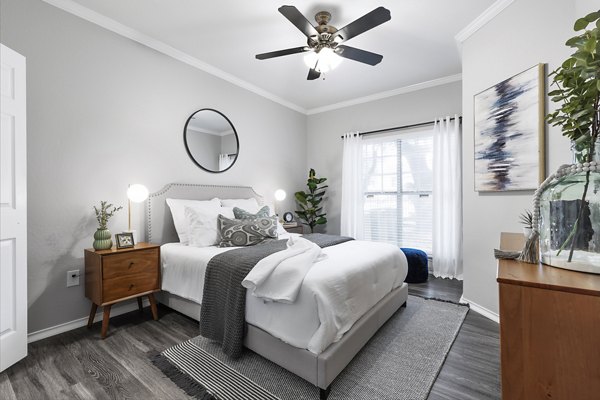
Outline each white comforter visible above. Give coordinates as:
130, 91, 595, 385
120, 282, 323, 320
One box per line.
293, 240, 407, 353
242, 236, 326, 303
161, 239, 408, 354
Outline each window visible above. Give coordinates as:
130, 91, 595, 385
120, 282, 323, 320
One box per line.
362, 128, 433, 254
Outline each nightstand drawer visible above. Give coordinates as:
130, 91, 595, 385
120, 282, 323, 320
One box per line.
103, 271, 159, 303
85, 242, 161, 338
102, 248, 159, 280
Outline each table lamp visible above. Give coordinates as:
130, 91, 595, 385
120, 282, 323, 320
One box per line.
274, 189, 286, 222
126, 184, 149, 243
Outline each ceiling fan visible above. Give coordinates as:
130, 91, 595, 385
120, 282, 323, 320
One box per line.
256, 5, 391, 80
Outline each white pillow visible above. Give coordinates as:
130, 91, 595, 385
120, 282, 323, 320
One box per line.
220, 198, 260, 213
166, 198, 220, 245
185, 206, 220, 247
219, 206, 235, 219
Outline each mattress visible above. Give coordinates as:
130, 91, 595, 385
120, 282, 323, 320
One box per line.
161, 237, 408, 353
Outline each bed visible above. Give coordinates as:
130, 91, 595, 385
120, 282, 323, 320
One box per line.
146, 183, 409, 399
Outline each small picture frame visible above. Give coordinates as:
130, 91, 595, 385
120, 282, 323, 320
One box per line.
115, 232, 135, 249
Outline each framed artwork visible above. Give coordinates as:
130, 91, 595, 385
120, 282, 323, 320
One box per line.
115, 232, 135, 249
474, 64, 545, 192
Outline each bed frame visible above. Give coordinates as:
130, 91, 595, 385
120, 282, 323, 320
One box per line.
146, 183, 408, 399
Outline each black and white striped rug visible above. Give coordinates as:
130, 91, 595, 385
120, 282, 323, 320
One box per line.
152, 295, 468, 400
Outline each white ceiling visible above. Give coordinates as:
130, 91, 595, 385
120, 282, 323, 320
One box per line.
61, 0, 495, 112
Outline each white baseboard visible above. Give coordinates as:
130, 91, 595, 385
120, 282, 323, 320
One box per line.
27, 298, 151, 343
460, 296, 499, 323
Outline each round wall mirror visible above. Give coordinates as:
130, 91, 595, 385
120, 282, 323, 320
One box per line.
183, 109, 239, 173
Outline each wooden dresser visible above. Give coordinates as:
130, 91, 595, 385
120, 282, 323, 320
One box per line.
84, 242, 160, 338
497, 233, 600, 400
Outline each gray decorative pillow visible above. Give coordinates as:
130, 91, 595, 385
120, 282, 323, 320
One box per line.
233, 205, 270, 219
218, 214, 278, 247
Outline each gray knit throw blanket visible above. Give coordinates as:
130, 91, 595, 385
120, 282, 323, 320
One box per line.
199, 233, 354, 358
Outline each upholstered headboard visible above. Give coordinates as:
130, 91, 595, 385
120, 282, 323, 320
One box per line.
145, 183, 264, 244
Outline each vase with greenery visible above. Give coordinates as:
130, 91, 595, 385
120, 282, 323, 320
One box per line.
295, 168, 327, 233
92, 201, 122, 250
537, 10, 600, 270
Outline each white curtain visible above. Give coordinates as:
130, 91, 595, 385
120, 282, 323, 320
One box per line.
432, 116, 463, 279
219, 154, 234, 170
340, 132, 364, 239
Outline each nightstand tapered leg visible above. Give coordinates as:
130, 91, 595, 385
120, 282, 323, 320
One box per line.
148, 293, 158, 320
87, 303, 98, 328
101, 304, 112, 339
137, 297, 143, 312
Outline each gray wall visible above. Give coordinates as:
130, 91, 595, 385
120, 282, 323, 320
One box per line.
186, 130, 221, 171
1, 0, 306, 333
461, 0, 583, 314
577, 0, 598, 16
221, 133, 237, 155
306, 81, 462, 235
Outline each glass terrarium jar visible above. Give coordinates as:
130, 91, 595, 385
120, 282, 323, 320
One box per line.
539, 144, 600, 273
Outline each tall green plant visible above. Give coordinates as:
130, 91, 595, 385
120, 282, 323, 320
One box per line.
547, 10, 600, 261
295, 168, 327, 233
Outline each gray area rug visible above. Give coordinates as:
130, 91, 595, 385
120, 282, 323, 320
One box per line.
153, 295, 468, 400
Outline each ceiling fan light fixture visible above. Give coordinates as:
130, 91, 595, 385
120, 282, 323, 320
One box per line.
257, 6, 390, 79
303, 47, 341, 73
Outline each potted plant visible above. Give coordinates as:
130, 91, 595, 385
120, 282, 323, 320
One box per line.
93, 201, 122, 250
533, 10, 600, 269
295, 168, 327, 233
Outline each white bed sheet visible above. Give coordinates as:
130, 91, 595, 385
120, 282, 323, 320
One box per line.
160, 237, 407, 354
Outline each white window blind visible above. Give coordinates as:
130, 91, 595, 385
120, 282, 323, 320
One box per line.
362, 128, 433, 254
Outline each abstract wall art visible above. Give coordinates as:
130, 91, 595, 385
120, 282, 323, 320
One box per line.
474, 64, 545, 191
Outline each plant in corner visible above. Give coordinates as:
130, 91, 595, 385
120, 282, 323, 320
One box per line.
295, 169, 328, 233
538, 10, 600, 265
92, 201, 122, 250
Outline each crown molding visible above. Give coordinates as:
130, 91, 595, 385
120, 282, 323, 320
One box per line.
41, 0, 307, 114
306, 73, 462, 115
455, 0, 515, 44
187, 126, 234, 136
41, 0, 473, 116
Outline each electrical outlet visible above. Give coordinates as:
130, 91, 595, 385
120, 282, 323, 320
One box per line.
67, 269, 80, 287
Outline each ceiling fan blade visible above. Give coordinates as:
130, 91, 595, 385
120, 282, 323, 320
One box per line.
335, 7, 391, 42
335, 45, 383, 66
256, 46, 308, 60
307, 61, 321, 80
279, 5, 319, 38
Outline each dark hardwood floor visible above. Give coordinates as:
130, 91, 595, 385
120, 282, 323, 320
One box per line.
0, 277, 500, 399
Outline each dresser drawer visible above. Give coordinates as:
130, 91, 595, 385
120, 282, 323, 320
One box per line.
102, 248, 159, 280
102, 271, 159, 303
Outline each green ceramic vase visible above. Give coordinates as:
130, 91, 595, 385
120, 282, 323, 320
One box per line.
93, 228, 112, 250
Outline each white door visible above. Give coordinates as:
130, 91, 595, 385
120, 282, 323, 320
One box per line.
0, 44, 27, 372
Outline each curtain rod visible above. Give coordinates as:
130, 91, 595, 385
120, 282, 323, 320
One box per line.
340, 116, 462, 139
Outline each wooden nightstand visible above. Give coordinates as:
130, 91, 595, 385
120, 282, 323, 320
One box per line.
84, 242, 160, 338
283, 223, 304, 234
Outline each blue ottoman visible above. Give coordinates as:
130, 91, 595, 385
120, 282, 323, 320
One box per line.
400, 248, 429, 283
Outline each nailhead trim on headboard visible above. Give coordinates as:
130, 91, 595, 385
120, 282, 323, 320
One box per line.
145, 183, 264, 244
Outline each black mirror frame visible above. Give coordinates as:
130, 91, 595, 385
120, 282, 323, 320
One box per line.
183, 108, 240, 173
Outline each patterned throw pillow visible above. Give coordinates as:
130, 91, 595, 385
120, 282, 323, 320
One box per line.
233, 205, 270, 219
218, 214, 278, 247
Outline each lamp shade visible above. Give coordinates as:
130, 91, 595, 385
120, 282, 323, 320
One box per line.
303, 48, 342, 73
274, 189, 286, 201
127, 184, 149, 203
